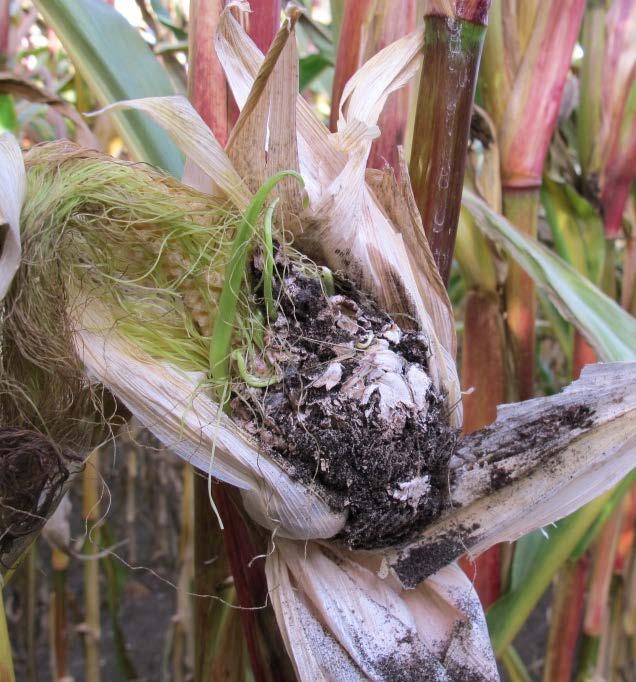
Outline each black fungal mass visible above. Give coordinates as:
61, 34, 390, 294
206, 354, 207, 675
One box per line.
232, 254, 459, 550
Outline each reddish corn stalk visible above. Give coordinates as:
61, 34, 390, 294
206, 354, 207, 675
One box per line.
599, 0, 636, 238
188, 3, 276, 680
614, 489, 636, 575
480, 0, 584, 400
572, 332, 596, 380
0, 0, 9, 62
460, 289, 506, 607
82, 451, 102, 682
542, 558, 588, 682
329, 1, 415, 172
188, 0, 229, 146
584, 506, 623, 636
188, 4, 234, 679
622, 233, 636, 315
368, 2, 416, 170
496, 0, 585, 190
502, 188, 539, 400
409, 2, 491, 284
50, 548, 71, 681
461, 290, 507, 433
459, 547, 501, 609
329, 0, 373, 132
243, 0, 281, 54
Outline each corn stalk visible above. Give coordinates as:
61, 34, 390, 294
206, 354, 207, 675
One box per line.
50, 545, 71, 682
409, 0, 490, 285
330, 0, 416, 171
0, 587, 14, 682
82, 449, 101, 682
480, 0, 585, 400
187, 3, 245, 680
455, 107, 508, 606
0, 0, 9, 66
542, 558, 588, 682
187, 3, 291, 680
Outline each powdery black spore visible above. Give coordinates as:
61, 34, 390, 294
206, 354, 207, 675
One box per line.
460, 403, 595, 492
393, 533, 474, 589
233, 256, 458, 550
376, 652, 448, 682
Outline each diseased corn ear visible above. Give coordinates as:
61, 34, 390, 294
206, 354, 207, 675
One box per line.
0, 133, 25, 301
75, 318, 346, 541
266, 539, 498, 681
384, 362, 636, 588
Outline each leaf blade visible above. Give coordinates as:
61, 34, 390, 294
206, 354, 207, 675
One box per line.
33, 0, 183, 175
463, 189, 636, 361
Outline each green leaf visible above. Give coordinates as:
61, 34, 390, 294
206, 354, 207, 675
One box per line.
299, 53, 334, 91
33, 0, 183, 176
463, 189, 636, 362
0, 95, 18, 134
501, 646, 532, 682
541, 177, 605, 284
150, 0, 187, 41
487, 493, 610, 655
509, 529, 547, 592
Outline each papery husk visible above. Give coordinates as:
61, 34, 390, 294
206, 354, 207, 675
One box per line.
0, 133, 24, 299
385, 362, 636, 588
91, 96, 251, 210
266, 539, 498, 681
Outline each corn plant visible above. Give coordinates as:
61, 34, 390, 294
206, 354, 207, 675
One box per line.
1, 2, 636, 681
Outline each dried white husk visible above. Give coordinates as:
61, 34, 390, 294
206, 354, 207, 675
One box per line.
0, 133, 25, 300
267, 539, 498, 681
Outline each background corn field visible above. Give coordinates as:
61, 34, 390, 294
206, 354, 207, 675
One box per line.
1, 0, 636, 680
